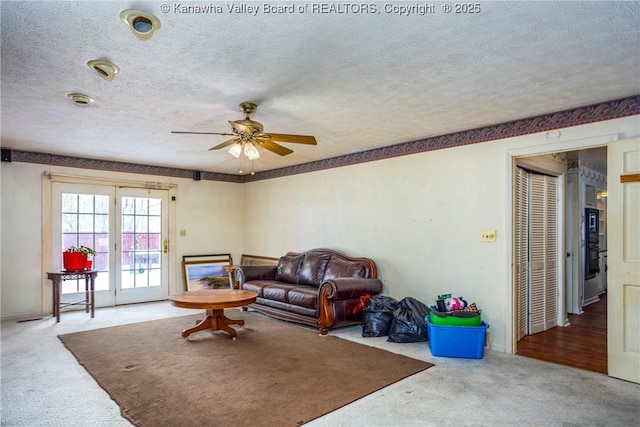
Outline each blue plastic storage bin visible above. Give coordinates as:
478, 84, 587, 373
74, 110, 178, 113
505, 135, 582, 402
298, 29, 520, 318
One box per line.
426, 316, 489, 359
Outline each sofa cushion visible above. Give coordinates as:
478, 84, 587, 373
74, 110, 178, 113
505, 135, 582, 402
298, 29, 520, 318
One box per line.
287, 286, 318, 309
275, 254, 305, 283
323, 257, 367, 280
242, 280, 283, 297
262, 283, 297, 302
298, 252, 331, 286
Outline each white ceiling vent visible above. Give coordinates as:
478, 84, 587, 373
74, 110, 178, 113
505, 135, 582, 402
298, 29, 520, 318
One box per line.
67, 93, 94, 107
87, 60, 120, 81
120, 9, 161, 41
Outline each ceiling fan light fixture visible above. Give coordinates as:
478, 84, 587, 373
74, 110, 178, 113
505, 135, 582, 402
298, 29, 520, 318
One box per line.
228, 143, 242, 158
120, 9, 161, 41
87, 60, 120, 81
244, 142, 260, 160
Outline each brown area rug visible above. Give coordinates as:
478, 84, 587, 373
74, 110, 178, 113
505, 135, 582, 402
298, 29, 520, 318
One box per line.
58, 311, 433, 427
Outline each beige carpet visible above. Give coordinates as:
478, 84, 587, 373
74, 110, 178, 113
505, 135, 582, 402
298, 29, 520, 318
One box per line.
58, 310, 432, 427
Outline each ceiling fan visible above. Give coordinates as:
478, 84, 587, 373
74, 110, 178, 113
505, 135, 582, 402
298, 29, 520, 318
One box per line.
171, 102, 317, 160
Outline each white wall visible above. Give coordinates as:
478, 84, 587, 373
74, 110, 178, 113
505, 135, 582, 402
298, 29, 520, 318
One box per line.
242, 140, 509, 349
2, 115, 638, 354
0, 163, 243, 319
1, 163, 44, 318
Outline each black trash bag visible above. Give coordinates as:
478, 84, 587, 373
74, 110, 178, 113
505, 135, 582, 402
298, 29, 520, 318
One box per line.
361, 295, 399, 337
387, 297, 430, 343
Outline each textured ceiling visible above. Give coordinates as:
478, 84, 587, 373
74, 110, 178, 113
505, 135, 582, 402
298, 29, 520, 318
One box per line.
1, 1, 639, 176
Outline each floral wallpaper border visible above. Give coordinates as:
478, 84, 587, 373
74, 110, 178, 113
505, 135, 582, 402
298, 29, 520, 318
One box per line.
9, 95, 640, 184
9, 151, 238, 183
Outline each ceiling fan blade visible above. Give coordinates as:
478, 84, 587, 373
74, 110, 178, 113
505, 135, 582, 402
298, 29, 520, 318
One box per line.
209, 138, 239, 150
171, 131, 236, 136
255, 139, 294, 156
263, 133, 317, 145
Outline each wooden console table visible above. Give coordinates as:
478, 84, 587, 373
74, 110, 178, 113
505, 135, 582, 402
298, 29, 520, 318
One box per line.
46, 270, 98, 322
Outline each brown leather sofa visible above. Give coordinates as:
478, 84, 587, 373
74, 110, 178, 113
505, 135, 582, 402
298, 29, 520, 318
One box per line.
235, 248, 383, 335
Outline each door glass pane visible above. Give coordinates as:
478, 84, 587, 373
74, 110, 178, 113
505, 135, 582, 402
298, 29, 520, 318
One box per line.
62, 213, 78, 232
122, 216, 134, 232
62, 194, 77, 212
78, 194, 94, 213
121, 197, 134, 215
136, 216, 148, 233
121, 197, 162, 289
60, 193, 110, 293
78, 214, 94, 232
149, 268, 161, 286
95, 214, 108, 233
136, 198, 148, 215
149, 216, 161, 233
149, 198, 161, 215
95, 196, 109, 214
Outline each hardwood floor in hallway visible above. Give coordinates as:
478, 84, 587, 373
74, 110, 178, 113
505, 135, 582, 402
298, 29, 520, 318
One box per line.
516, 294, 607, 374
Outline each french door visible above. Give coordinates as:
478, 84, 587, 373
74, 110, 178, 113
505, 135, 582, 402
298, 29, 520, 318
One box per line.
115, 187, 169, 304
52, 183, 169, 306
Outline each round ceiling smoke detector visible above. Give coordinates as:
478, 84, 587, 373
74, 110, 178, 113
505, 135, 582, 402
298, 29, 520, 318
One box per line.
87, 60, 120, 81
120, 9, 161, 41
67, 93, 94, 107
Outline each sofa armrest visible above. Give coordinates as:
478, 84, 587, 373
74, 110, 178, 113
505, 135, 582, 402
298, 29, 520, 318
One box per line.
235, 265, 277, 285
320, 277, 383, 300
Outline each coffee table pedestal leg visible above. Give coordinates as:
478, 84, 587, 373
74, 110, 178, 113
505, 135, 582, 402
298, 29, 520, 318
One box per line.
182, 309, 245, 339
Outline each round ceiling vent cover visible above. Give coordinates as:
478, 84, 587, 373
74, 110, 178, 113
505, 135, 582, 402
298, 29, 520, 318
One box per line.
87, 60, 120, 81
67, 93, 94, 107
120, 9, 161, 41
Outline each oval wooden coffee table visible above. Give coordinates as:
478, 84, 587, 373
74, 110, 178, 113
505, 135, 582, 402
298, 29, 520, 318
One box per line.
169, 289, 258, 339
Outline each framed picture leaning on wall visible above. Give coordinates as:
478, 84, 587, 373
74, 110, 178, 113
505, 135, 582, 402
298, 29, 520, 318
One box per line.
240, 254, 279, 266
181, 254, 232, 291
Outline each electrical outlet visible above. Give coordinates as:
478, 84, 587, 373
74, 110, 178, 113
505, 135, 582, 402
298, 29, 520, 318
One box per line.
480, 230, 496, 242
485, 331, 491, 348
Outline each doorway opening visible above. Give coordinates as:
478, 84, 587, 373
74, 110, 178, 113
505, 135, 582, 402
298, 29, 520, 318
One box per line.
514, 147, 608, 374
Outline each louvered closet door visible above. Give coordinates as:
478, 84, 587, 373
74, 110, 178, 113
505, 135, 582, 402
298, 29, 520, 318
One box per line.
515, 167, 529, 341
529, 173, 558, 334
544, 178, 558, 330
